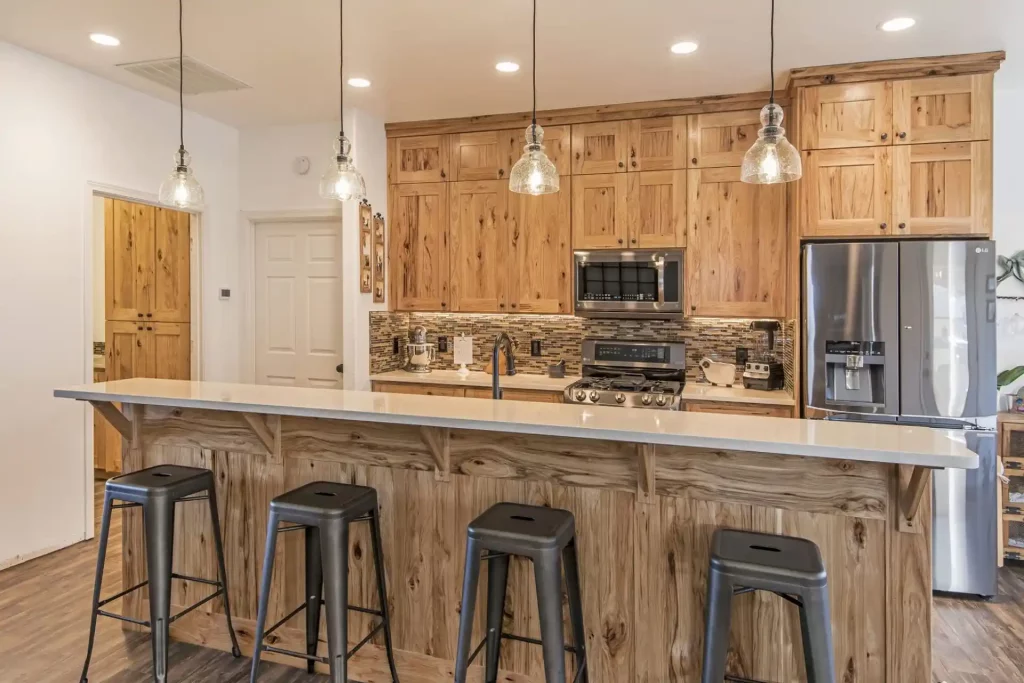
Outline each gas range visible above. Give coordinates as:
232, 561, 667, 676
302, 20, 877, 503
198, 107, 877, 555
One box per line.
564, 339, 686, 410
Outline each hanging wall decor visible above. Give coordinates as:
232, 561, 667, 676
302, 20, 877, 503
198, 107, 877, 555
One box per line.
359, 199, 373, 293
373, 212, 386, 303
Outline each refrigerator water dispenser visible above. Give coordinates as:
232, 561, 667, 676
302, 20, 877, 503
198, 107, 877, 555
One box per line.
824, 341, 886, 407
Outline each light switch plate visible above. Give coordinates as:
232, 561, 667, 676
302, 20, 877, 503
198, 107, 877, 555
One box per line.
219, 288, 231, 300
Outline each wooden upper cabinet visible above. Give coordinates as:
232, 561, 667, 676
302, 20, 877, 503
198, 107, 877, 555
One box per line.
106, 198, 151, 321
627, 117, 687, 171
686, 167, 786, 318
451, 131, 503, 181
390, 183, 450, 311
106, 320, 144, 381
893, 74, 993, 145
571, 121, 629, 174
449, 180, 508, 312
151, 207, 190, 323
388, 135, 450, 183
499, 125, 572, 177
800, 82, 894, 149
627, 171, 685, 248
508, 187, 571, 313
892, 141, 992, 237
687, 110, 762, 168
800, 147, 892, 238
572, 174, 629, 249
149, 322, 191, 380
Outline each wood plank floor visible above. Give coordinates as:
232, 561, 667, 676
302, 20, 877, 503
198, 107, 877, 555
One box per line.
0, 480, 1020, 683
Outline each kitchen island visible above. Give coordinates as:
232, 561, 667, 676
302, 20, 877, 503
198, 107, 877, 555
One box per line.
56, 378, 976, 683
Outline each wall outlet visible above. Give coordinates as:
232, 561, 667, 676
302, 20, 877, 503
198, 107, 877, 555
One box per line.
392, 337, 400, 355
438, 336, 449, 353
531, 340, 542, 357
219, 288, 231, 300
736, 347, 749, 366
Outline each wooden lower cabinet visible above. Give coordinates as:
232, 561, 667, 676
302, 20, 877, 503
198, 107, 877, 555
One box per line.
372, 382, 464, 397
92, 368, 122, 473
373, 381, 563, 403
685, 400, 794, 417
105, 321, 190, 381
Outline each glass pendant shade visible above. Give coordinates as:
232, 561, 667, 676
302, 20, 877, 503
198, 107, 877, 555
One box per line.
158, 150, 204, 210
741, 103, 802, 185
509, 124, 559, 195
319, 134, 366, 202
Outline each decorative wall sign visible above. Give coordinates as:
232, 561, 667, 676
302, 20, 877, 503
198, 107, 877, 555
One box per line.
373, 212, 386, 303
359, 200, 372, 293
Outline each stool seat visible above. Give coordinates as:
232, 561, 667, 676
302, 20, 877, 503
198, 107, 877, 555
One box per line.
468, 502, 575, 554
710, 529, 827, 589
106, 465, 212, 503
270, 481, 376, 524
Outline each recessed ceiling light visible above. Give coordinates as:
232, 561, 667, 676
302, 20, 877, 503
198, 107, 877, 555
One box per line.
348, 77, 371, 88
495, 61, 520, 73
89, 33, 121, 47
670, 41, 699, 55
879, 17, 916, 32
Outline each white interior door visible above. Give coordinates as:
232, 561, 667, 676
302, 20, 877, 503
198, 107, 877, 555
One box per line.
255, 220, 343, 388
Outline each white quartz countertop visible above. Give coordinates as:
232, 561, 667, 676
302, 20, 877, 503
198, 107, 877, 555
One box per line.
370, 370, 577, 392
55, 379, 977, 469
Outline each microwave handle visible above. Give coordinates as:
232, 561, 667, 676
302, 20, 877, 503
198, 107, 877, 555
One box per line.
657, 257, 665, 305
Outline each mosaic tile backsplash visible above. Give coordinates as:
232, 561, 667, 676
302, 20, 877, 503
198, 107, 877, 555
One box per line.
370, 312, 796, 391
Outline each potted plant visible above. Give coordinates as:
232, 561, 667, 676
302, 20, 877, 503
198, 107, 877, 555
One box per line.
998, 366, 1024, 412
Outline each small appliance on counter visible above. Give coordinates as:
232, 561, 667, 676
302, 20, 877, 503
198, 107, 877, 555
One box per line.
564, 339, 685, 410
404, 326, 436, 374
700, 357, 736, 387
742, 361, 785, 391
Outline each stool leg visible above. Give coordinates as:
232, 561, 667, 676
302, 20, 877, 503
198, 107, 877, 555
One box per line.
484, 553, 510, 683
249, 511, 281, 683
207, 484, 241, 658
305, 526, 324, 674
320, 519, 350, 683
799, 586, 836, 683
534, 549, 567, 683
369, 507, 401, 682
454, 537, 483, 683
143, 497, 175, 683
563, 540, 589, 683
700, 570, 734, 683
79, 490, 114, 683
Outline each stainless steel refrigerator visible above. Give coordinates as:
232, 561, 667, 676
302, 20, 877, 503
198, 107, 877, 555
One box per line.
803, 240, 998, 597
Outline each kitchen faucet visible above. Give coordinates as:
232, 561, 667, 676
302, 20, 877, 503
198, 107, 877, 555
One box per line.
492, 333, 517, 399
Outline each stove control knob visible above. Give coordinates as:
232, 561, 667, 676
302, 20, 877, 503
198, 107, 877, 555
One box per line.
655, 395, 668, 407
589, 390, 600, 402
615, 392, 626, 404
641, 394, 653, 406
575, 389, 587, 402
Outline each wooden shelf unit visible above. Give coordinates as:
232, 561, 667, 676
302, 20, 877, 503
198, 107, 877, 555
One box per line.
998, 413, 1024, 563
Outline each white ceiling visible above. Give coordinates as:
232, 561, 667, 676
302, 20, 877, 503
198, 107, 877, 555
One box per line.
0, 0, 1018, 128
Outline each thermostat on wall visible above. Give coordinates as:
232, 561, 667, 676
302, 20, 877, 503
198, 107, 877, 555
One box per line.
219, 288, 231, 300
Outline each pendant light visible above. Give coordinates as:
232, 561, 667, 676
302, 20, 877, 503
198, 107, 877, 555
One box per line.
509, 0, 559, 195
741, 0, 802, 185
319, 0, 366, 202
158, 0, 204, 209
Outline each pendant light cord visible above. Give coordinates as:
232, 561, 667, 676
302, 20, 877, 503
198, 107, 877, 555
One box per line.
769, 0, 775, 105
531, 0, 537, 126
178, 0, 185, 157
339, 0, 345, 139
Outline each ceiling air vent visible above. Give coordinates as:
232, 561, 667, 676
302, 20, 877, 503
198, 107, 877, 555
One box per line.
117, 56, 250, 95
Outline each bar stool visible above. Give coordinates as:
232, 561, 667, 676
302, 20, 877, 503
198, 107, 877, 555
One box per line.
454, 503, 588, 683
249, 481, 399, 683
701, 529, 836, 683
80, 465, 241, 683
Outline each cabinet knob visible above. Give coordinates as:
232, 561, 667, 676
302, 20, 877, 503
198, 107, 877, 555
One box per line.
146, 326, 153, 331
137, 313, 143, 318
691, 305, 697, 312
146, 313, 152, 317
631, 238, 637, 244
618, 161, 624, 168
898, 222, 907, 230
898, 132, 907, 140
631, 161, 637, 168
498, 169, 504, 177
511, 303, 517, 308
692, 157, 698, 165
880, 133, 889, 141
499, 303, 505, 308
441, 302, 447, 308
618, 238, 624, 244
439, 170, 446, 179
880, 222, 888, 231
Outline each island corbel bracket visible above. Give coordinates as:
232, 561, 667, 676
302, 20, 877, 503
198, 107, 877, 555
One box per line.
89, 400, 133, 440
898, 465, 933, 531
421, 427, 450, 482
242, 413, 281, 464
637, 443, 656, 505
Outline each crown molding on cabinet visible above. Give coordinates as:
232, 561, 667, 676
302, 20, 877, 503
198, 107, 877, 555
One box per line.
786, 50, 1005, 91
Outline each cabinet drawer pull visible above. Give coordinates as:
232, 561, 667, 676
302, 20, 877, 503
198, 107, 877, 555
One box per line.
618, 238, 624, 244
880, 222, 888, 231
898, 222, 906, 230
881, 132, 889, 141
898, 132, 907, 140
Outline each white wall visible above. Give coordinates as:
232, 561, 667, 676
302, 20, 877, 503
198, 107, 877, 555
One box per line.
0, 40, 243, 568
238, 111, 388, 391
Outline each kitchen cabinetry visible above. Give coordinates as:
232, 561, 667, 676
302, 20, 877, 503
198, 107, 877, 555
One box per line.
686, 109, 763, 168
627, 116, 687, 171
571, 121, 629, 174
388, 135, 450, 183
572, 174, 629, 249
800, 147, 892, 238
451, 131, 504, 181
998, 413, 1024, 563
449, 180, 508, 312
93, 367, 122, 473
372, 381, 564, 403
686, 166, 786, 317
799, 82, 894, 149
372, 382, 463, 397
892, 141, 992, 236
507, 186, 571, 313
627, 171, 685, 248
685, 400, 793, 417
893, 74, 993, 145
106, 321, 190, 381
390, 182, 450, 311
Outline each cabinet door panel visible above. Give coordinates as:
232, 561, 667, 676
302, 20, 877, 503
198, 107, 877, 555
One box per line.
499, 125, 571, 177
451, 131, 503, 181
687, 110, 762, 168
800, 82, 893, 149
508, 185, 571, 314
571, 121, 629, 174
627, 171, 685, 248
686, 401, 792, 417
572, 174, 629, 249
391, 183, 450, 311
374, 382, 464, 397
105, 320, 143, 381
150, 322, 191, 380
687, 167, 786, 317
105, 198, 151, 321
800, 148, 892, 238
893, 141, 992, 237
627, 116, 687, 171
151, 207, 191, 322
389, 135, 450, 183
450, 181, 508, 312
893, 74, 993, 144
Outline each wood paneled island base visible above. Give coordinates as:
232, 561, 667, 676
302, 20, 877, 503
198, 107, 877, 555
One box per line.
55, 380, 964, 683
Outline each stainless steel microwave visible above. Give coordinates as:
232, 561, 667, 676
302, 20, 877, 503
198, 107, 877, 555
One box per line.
573, 250, 684, 319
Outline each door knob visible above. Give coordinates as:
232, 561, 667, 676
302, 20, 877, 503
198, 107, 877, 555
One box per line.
336, 364, 344, 373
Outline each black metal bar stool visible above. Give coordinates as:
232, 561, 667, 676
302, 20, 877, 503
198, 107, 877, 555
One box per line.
249, 481, 399, 683
454, 502, 588, 683
701, 529, 836, 683
80, 465, 241, 683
